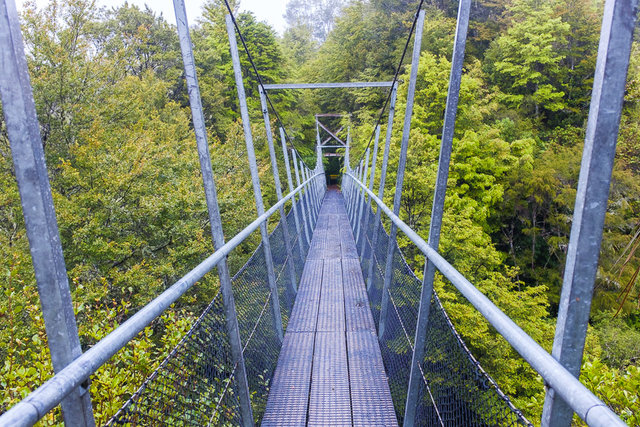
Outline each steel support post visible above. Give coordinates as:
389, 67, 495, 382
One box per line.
355, 163, 365, 224
259, 88, 298, 296
175, 6, 255, 425
300, 165, 311, 222
303, 166, 314, 222
541, 0, 638, 425
280, 128, 308, 250
303, 163, 319, 224
353, 163, 364, 226
295, 160, 313, 229
226, 15, 284, 343
403, 1, 470, 424
316, 166, 325, 211
348, 163, 361, 225
360, 126, 382, 260
314, 171, 323, 214
366, 85, 398, 292
0, 2, 95, 425
354, 162, 365, 228
379, 9, 426, 340
348, 163, 359, 223
344, 175, 351, 209
309, 165, 320, 221
355, 148, 371, 248
344, 128, 351, 172
342, 129, 351, 203
315, 131, 326, 200
293, 152, 313, 239
307, 166, 319, 219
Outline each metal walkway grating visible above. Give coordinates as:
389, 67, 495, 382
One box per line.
262, 189, 398, 426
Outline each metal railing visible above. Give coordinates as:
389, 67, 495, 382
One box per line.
1, 0, 637, 424
0, 0, 326, 425
339, 0, 637, 425
344, 173, 626, 427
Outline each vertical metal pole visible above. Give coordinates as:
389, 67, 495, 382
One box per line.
348, 163, 360, 224
281, 130, 310, 248
316, 165, 324, 211
226, 14, 284, 343
316, 125, 324, 173
345, 128, 351, 171
295, 156, 309, 229
379, 9, 426, 340
302, 166, 314, 221
175, 5, 254, 425
355, 148, 371, 247
303, 162, 318, 225
403, 1, 470, 424
315, 130, 325, 206
366, 85, 398, 292
360, 126, 382, 259
313, 168, 322, 215
356, 163, 365, 220
0, 2, 95, 425
306, 166, 319, 218
258, 88, 298, 296
542, 0, 638, 425
293, 151, 313, 238
347, 163, 358, 221
342, 128, 351, 201
352, 163, 364, 224
308, 165, 319, 221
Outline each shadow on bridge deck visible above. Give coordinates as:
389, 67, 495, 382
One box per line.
262, 189, 398, 426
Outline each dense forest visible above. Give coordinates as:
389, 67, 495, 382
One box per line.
1, 0, 639, 424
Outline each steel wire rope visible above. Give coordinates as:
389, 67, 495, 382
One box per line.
351, 0, 426, 168
223, 0, 313, 170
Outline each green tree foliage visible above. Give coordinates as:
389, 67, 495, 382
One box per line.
194, 0, 290, 138
1, 0, 288, 423
92, 3, 181, 80
2, 0, 640, 424
376, 50, 553, 411
284, 0, 346, 42
484, 0, 570, 117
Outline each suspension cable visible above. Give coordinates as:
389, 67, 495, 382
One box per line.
223, 0, 313, 169
352, 0, 426, 168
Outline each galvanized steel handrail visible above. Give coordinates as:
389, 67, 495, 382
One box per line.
344, 172, 626, 427
0, 174, 322, 427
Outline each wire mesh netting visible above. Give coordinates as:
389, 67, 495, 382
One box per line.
108, 203, 310, 426
354, 196, 533, 427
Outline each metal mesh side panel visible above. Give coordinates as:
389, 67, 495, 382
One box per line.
366, 221, 389, 328
414, 294, 530, 427
286, 209, 307, 282
108, 206, 308, 425
364, 213, 532, 427
108, 293, 242, 426
359, 206, 377, 280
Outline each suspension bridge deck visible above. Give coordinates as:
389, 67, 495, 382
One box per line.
262, 189, 397, 426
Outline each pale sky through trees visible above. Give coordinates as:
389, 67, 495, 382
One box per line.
18, 0, 289, 34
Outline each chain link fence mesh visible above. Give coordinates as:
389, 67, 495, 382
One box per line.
107, 185, 530, 427
107, 204, 309, 426
354, 196, 532, 427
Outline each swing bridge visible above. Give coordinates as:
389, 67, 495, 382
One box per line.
0, 0, 638, 425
